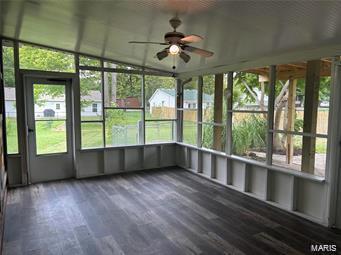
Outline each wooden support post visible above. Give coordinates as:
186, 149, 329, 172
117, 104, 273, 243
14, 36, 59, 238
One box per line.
286, 79, 297, 164
213, 73, 224, 151
302, 60, 321, 174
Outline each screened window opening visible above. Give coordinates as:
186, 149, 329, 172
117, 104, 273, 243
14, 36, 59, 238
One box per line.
2, 40, 19, 154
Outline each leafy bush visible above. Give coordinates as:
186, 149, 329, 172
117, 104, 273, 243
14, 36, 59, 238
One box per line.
232, 115, 267, 155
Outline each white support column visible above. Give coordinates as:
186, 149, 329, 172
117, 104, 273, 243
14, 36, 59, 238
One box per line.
290, 176, 298, 211
226, 72, 233, 155
74, 53, 81, 176
243, 164, 250, 192
13, 41, 28, 185
326, 58, 341, 228
176, 79, 183, 142
211, 154, 216, 179
140, 74, 145, 145
100, 59, 106, 148
226, 72, 233, 185
197, 76, 203, 147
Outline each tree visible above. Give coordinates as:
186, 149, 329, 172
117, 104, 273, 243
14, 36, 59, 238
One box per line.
3, 46, 15, 87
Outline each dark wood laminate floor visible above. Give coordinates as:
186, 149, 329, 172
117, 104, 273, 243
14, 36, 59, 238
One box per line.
3, 168, 341, 255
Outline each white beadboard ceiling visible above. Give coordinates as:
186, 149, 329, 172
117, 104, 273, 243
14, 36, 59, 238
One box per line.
1, 0, 341, 76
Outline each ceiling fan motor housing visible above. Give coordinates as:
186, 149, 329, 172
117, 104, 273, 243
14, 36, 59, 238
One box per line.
164, 32, 184, 44
169, 17, 182, 31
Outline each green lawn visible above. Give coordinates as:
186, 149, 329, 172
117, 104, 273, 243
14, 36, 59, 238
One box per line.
5, 116, 327, 154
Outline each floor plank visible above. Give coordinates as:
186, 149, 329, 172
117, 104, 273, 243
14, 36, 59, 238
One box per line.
3, 168, 341, 255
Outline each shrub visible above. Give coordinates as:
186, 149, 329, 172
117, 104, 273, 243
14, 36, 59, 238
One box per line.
232, 115, 267, 155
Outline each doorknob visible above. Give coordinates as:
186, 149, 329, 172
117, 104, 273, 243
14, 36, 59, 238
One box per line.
28, 128, 35, 133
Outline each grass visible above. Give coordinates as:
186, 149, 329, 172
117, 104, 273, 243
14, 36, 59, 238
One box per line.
5, 116, 328, 154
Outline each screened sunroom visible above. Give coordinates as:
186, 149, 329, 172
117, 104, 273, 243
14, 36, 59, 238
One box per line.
0, 1, 341, 254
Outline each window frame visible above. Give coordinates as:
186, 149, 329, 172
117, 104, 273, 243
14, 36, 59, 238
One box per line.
78, 56, 175, 149
144, 75, 177, 144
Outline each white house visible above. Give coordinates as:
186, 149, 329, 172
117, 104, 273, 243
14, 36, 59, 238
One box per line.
148, 88, 214, 113
4, 87, 102, 118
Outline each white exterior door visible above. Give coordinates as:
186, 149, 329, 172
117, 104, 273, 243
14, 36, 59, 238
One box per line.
25, 76, 74, 183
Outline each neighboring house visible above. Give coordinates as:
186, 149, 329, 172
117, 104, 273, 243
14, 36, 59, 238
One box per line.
4, 87, 103, 118
80, 90, 102, 117
148, 89, 214, 113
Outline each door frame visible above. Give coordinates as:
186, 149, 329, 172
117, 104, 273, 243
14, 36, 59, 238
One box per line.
20, 70, 77, 184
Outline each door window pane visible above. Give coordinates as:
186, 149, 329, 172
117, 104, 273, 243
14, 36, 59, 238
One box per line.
35, 120, 67, 154
33, 84, 67, 154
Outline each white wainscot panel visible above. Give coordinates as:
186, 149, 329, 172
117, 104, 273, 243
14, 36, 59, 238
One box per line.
176, 145, 187, 167
160, 145, 176, 167
297, 179, 325, 220
231, 161, 246, 191
268, 171, 292, 209
104, 149, 123, 174
190, 149, 198, 171
144, 146, 159, 169
125, 148, 143, 171
248, 165, 267, 198
215, 156, 227, 185
7, 156, 22, 185
77, 151, 103, 177
202, 152, 211, 177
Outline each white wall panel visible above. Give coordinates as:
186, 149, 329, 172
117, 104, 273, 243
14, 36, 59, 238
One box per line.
125, 148, 143, 171
202, 152, 211, 177
7, 156, 22, 185
144, 146, 159, 169
104, 149, 123, 174
297, 179, 325, 220
248, 165, 267, 198
176, 146, 187, 167
215, 156, 227, 184
268, 171, 292, 209
77, 151, 103, 177
160, 145, 175, 167
190, 149, 198, 171
232, 161, 246, 191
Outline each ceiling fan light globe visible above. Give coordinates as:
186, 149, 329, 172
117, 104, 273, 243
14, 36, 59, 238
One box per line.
169, 44, 180, 55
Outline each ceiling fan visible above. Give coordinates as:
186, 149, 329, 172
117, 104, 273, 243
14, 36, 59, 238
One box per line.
129, 16, 214, 65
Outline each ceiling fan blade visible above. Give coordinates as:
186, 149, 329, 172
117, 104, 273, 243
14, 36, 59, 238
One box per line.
156, 50, 168, 60
182, 45, 214, 57
180, 34, 203, 44
129, 41, 168, 45
179, 52, 191, 63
